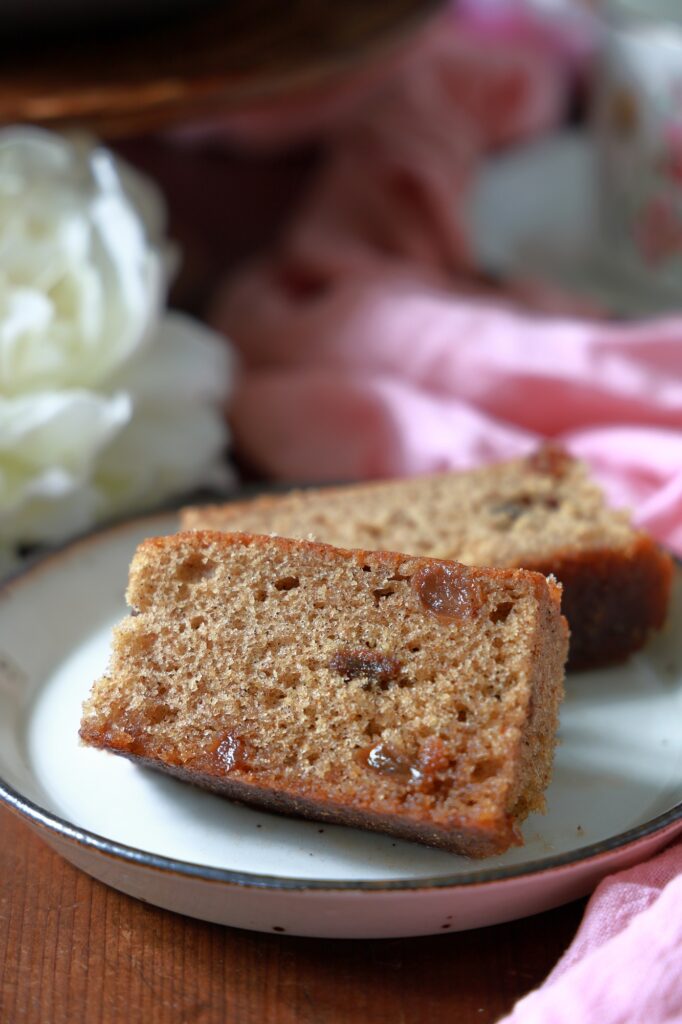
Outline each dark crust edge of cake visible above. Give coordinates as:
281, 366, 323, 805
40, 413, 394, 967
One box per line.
78, 741, 521, 859
521, 535, 673, 671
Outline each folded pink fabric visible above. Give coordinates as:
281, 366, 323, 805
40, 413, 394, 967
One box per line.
218, 266, 682, 553
500, 836, 682, 1024
211, 17, 682, 556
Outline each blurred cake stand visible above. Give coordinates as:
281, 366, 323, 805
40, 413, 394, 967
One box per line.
0, 0, 444, 138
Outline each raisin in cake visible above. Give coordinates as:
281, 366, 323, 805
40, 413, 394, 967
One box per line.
80, 531, 568, 858
182, 448, 672, 669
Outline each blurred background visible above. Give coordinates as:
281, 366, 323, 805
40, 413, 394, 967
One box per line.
1, 0, 681, 570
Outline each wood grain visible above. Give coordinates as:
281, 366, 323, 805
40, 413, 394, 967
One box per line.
0, 805, 585, 1024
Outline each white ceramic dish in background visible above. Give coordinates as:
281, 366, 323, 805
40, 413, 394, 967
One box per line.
0, 512, 681, 939
471, 130, 682, 318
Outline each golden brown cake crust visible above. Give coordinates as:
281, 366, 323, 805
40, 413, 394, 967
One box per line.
80, 531, 568, 858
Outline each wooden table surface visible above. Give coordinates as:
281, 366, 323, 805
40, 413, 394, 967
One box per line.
0, 804, 586, 1024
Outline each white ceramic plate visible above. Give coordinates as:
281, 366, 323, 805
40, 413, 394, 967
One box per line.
1, 512, 681, 938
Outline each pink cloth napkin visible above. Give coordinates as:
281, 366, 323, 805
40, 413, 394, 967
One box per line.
500, 837, 682, 1024
205, 13, 682, 1021
218, 269, 682, 554
210, 15, 682, 558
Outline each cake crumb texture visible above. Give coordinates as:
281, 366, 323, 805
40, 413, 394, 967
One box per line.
80, 531, 568, 858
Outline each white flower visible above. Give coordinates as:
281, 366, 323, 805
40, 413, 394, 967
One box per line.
0, 127, 234, 571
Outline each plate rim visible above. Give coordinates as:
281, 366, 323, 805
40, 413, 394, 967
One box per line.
1, 509, 681, 895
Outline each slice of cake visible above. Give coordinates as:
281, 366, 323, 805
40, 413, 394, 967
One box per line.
80, 531, 568, 858
181, 448, 672, 669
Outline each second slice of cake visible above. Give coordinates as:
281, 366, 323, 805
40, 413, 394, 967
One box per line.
181, 449, 672, 669
80, 531, 568, 858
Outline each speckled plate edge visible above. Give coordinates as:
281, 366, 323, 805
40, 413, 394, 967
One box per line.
1, 510, 681, 936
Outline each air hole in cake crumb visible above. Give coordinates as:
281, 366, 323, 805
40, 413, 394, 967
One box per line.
408, 645, 421, 653
134, 632, 156, 654
262, 689, 286, 709
456, 708, 468, 723
274, 576, 300, 591
490, 602, 514, 624
364, 718, 382, 739
372, 587, 395, 604
175, 556, 216, 584
397, 677, 415, 689
471, 758, 502, 783
389, 572, 412, 582
143, 702, 175, 726
362, 565, 372, 572
278, 670, 301, 688
189, 616, 205, 630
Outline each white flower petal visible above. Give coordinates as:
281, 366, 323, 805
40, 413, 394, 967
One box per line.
0, 127, 170, 394
0, 128, 234, 567
113, 311, 237, 405
95, 402, 232, 516
0, 390, 131, 462
0, 288, 52, 345
0, 390, 132, 527
1, 482, 100, 546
